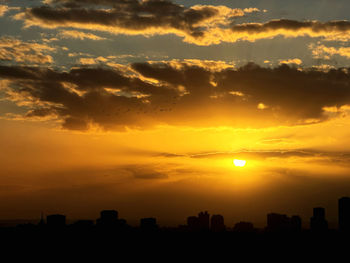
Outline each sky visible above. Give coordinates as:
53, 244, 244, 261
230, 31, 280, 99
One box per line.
1, 0, 350, 227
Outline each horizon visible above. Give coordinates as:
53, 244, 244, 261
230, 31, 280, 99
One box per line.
0, 195, 348, 230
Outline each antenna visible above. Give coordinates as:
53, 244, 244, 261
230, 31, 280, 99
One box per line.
39, 211, 45, 225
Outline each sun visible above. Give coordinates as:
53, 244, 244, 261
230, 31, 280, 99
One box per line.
233, 159, 246, 167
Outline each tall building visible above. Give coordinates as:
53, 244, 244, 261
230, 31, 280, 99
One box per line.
187, 216, 200, 231
310, 207, 328, 232
267, 213, 290, 231
198, 211, 210, 230
211, 215, 225, 232
96, 210, 119, 226
339, 197, 350, 232
38, 212, 45, 227
266, 213, 302, 232
290, 215, 302, 232
101, 210, 118, 221
187, 211, 210, 231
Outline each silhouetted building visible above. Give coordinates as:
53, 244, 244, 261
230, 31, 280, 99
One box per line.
233, 222, 254, 233
38, 212, 45, 227
290, 215, 302, 232
96, 210, 118, 226
310, 207, 328, 232
100, 210, 118, 221
46, 214, 66, 228
73, 220, 94, 229
339, 197, 350, 232
140, 218, 158, 231
267, 213, 290, 232
187, 212, 210, 231
198, 211, 210, 230
211, 215, 225, 232
187, 216, 200, 231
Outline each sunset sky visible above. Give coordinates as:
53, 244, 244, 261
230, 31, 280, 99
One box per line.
1, 0, 350, 227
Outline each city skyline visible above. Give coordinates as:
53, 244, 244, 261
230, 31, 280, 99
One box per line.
2, 196, 350, 231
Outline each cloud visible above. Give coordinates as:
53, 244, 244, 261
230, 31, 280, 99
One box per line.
0, 5, 20, 17
229, 19, 350, 43
58, 30, 106, 40
78, 57, 99, 65
78, 56, 109, 65
11, 0, 350, 45
0, 37, 55, 64
130, 170, 168, 180
0, 5, 8, 16
310, 44, 350, 59
311, 64, 335, 72
13, 0, 262, 45
1, 61, 350, 130
279, 58, 302, 65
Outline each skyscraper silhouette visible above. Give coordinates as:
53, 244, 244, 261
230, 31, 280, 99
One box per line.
267, 213, 290, 231
210, 214, 225, 232
187, 212, 210, 231
187, 216, 200, 231
310, 207, 328, 232
100, 210, 118, 221
198, 211, 210, 230
338, 197, 350, 232
96, 210, 119, 227
38, 212, 45, 226
266, 213, 302, 232
290, 215, 302, 232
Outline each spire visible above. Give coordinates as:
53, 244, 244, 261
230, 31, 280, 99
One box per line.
39, 211, 45, 226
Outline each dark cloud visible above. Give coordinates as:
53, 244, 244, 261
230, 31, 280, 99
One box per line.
13, 1, 350, 45
14, 0, 259, 45
228, 19, 350, 43
19, 0, 220, 37
1, 62, 350, 130
232, 19, 350, 33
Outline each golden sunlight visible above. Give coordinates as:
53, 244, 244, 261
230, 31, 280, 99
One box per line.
233, 159, 247, 167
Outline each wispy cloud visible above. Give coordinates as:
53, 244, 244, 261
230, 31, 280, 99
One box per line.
0, 37, 55, 64
310, 44, 350, 59
58, 30, 106, 40
279, 58, 302, 65
0, 5, 8, 16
